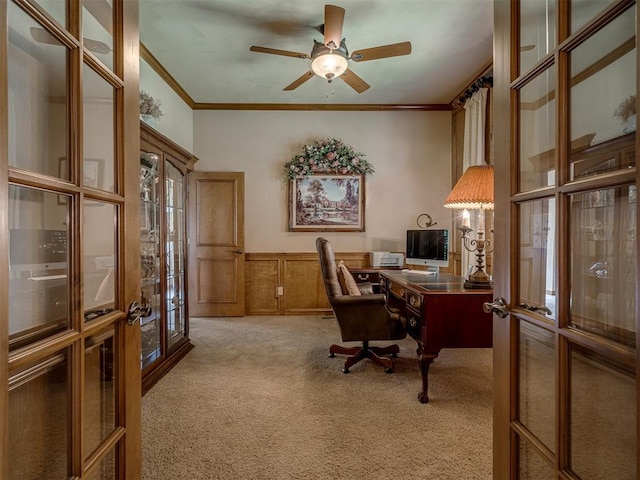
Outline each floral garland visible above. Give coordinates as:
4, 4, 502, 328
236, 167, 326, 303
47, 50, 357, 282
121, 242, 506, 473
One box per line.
284, 138, 374, 180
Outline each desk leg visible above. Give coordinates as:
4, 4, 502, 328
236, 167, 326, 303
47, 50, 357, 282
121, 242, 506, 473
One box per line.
417, 350, 437, 404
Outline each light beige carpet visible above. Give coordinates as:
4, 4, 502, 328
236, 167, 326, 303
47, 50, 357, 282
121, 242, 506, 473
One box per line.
142, 316, 493, 480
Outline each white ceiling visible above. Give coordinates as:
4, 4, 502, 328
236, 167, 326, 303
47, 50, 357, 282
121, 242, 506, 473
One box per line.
138, 0, 494, 106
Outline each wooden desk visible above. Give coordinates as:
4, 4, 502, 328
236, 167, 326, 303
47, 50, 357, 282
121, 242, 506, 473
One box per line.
379, 271, 493, 403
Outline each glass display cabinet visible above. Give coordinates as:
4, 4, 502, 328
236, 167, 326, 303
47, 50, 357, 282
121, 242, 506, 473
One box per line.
140, 122, 197, 393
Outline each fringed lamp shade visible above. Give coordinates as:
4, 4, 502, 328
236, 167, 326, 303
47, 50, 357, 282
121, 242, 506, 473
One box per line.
443, 164, 494, 210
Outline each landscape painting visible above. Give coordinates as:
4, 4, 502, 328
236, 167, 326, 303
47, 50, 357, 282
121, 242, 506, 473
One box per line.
288, 174, 365, 232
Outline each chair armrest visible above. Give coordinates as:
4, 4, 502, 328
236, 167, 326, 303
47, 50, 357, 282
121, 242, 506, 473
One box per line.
356, 282, 374, 295
330, 293, 386, 307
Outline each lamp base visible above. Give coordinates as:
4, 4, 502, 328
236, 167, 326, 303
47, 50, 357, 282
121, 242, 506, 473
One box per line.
464, 278, 493, 290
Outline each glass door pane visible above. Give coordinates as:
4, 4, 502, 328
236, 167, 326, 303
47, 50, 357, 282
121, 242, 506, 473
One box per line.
519, 66, 556, 192
569, 6, 636, 180
519, 198, 556, 319
9, 349, 70, 479
8, 2, 68, 178
82, 0, 114, 71
519, 321, 556, 453
520, 0, 556, 74
570, 185, 636, 347
570, 346, 636, 478
8, 187, 69, 351
84, 330, 116, 458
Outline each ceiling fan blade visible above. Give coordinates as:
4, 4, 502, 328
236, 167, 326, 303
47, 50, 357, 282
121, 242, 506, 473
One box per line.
31, 27, 111, 54
340, 69, 370, 94
283, 71, 315, 91
30, 26, 59, 45
323, 5, 345, 49
250, 45, 310, 59
350, 41, 412, 62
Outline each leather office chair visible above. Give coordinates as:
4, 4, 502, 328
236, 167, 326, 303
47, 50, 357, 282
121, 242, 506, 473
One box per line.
315, 237, 407, 373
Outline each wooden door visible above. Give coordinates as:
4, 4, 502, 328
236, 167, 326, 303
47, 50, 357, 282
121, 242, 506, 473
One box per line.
1, 1, 141, 478
492, 0, 638, 478
188, 172, 245, 317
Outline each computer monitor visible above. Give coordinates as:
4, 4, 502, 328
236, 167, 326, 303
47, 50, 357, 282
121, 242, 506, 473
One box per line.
405, 229, 449, 272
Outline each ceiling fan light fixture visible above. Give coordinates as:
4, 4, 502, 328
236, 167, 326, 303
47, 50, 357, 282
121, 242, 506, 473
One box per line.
311, 52, 348, 81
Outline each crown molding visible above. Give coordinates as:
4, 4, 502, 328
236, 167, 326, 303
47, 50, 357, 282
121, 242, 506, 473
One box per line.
140, 43, 195, 108
192, 103, 451, 111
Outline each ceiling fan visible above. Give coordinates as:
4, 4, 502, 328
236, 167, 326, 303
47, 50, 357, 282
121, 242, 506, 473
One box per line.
30, 27, 111, 55
249, 4, 412, 94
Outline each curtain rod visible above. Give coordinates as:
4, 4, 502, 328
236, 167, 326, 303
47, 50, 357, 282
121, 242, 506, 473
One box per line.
452, 74, 493, 109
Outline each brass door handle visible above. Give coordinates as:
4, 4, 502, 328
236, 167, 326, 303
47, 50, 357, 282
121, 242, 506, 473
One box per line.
483, 297, 509, 318
232, 249, 243, 254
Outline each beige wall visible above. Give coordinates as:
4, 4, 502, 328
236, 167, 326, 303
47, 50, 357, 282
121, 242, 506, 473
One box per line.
140, 59, 194, 151
193, 110, 452, 254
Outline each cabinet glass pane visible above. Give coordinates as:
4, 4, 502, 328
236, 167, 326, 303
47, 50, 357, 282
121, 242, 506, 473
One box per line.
84, 200, 116, 318
519, 435, 555, 479
141, 316, 161, 369
82, 0, 114, 71
166, 162, 184, 209
519, 321, 556, 453
520, 0, 556, 74
167, 275, 183, 307
570, 186, 636, 347
519, 66, 556, 192
569, 6, 636, 181
84, 330, 116, 459
571, 0, 617, 34
83, 64, 115, 192
167, 307, 185, 347
8, 2, 68, 178
519, 198, 556, 320
570, 346, 636, 479
8, 186, 69, 351
141, 152, 161, 369
9, 350, 69, 479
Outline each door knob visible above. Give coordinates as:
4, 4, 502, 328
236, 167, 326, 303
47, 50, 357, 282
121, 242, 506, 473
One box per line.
232, 249, 243, 254
127, 300, 152, 326
483, 297, 509, 318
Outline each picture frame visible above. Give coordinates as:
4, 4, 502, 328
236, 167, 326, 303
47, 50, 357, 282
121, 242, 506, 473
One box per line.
288, 174, 365, 232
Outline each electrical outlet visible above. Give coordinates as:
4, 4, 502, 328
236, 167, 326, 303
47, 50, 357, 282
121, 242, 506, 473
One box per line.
276, 286, 284, 296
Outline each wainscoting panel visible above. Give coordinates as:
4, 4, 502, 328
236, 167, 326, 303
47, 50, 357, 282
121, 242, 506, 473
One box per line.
244, 256, 281, 315
245, 252, 369, 315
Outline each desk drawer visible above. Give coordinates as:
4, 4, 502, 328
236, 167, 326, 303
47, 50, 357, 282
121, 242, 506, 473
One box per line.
388, 279, 406, 299
406, 290, 422, 311
406, 310, 422, 340
352, 271, 379, 284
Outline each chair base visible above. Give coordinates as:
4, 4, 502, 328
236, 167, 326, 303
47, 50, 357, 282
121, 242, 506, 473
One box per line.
329, 341, 399, 373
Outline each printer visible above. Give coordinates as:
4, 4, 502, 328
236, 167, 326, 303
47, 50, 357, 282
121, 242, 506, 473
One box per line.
369, 251, 405, 268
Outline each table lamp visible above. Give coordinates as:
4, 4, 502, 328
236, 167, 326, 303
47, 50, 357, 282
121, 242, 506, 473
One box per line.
443, 164, 494, 289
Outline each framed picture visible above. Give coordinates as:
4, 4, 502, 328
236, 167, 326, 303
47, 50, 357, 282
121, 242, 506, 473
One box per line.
58, 157, 104, 204
83, 158, 102, 189
288, 174, 365, 232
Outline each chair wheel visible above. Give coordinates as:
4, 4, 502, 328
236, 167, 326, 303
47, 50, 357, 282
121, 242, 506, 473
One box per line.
385, 368, 393, 374
329, 353, 335, 358
342, 368, 349, 374
391, 353, 397, 358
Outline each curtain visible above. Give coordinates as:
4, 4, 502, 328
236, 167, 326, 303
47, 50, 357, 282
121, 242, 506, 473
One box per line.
461, 88, 489, 278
